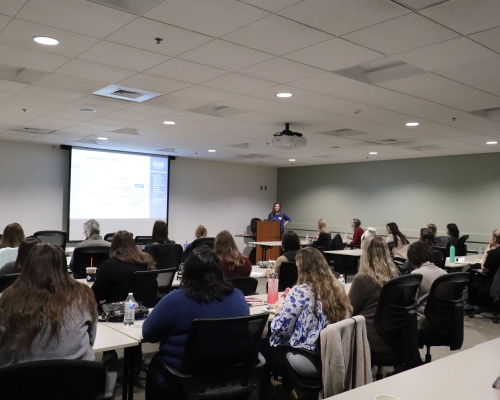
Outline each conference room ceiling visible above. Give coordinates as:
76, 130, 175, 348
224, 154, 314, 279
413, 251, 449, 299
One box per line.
1, 0, 500, 167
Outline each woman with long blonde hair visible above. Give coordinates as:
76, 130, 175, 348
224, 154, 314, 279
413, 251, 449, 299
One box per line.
214, 230, 251, 278
349, 236, 399, 353
310, 219, 332, 249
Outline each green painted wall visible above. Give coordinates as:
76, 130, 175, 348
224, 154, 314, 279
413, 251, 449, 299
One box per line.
277, 153, 500, 248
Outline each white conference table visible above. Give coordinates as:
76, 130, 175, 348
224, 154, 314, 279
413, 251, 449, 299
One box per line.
445, 254, 481, 270
324, 249, 362, 257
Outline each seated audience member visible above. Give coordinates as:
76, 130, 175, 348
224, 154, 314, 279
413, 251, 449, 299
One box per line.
349, 236, 399, 354
361, 227, 377, 249
69, 219, 110, 269
346, 218, 364, 248
408, 241, 446, 329
420, 228, 437, 247
214, 230, 251, 279
264, 247, 351, 392
0, 243, 97, 366
426, 224, 437, 236
386, 222, 410, 259
310, 219, 331, 249
0, 236, 41, 278
265, 230, 301, 278
147, 220, 175, 246
467, 229, 500, 309
195, 225, 207, 239
92, 230, 156, 304
142, 246, 249, 397
0, 223, 25, 269
446, 223, 460, 247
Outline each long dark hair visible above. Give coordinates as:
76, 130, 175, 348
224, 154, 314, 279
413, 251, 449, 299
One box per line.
12, 236, 41, 273
110, 230, 156, 270
407, 241, 434, 269
271, 202, 283, 217
0, 243, 97, 355
386, 222, 409, 246
181, 246, 234, 303
420, 228, 436, 246
447, 223, 459, 238
281, 230, 301, 251
1, 223, 25, 248
152, 220, 169, 243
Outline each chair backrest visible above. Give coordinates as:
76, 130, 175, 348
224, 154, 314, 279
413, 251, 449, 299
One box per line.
435, 236, 450, 248
329, 233, 344, 251
374, 274, 422, 358
250, 218, 262, 234
131, 269, 163, 308
144, 243, 183, 270
279, 262, 298, 292
0, 273, 20, 293
0, 359, 110, 400
432, 246, 447, 269
103, 233, 115, 242
454, 235, 469, 256
135, 236, 152, 246
71, 246, 110, 279
33, 230, 67, 250
424, 272, 469, 350
227, 276, 258, 296
386, 241, 396, 254
181, 237, 215, 262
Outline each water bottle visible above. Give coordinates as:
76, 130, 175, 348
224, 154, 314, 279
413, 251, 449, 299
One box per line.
338, 274, 346, 288
124, 293, 136, 326
478, 247, 484, 257
306, 233, 309, 242
449, 245, 455, 264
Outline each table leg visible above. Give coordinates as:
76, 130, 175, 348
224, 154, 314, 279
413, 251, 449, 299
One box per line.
262, 246, 271, 261
123, 346, 136, 400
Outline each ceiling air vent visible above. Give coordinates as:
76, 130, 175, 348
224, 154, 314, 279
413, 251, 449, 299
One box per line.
12, 127, 55, 134
93, 85, 162, 103
86, 0, 163, 15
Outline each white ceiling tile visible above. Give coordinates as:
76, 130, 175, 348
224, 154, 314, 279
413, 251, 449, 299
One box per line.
421, 0, 500, 35
35, 74, 106, 94
238, 58, 323, 84
470, 26, 500, 54
77, 41, 170, 72
238, 0, 302, 12
19, 85, 86, 102
283, 38, 384, 71
221, 14, 332, 56
0, 92, 15, 103
73, 95, 131, 110
179, 40, 275, 71
201, 73, 277, 94
288, 73, 367, 95
379, 72, 500, 112
1, 0, 28, 17
277, 0, 410, 36
17, 0, 134, 39
435, 57, 500, 97
394, 37, 498, 71
54, 59, 136, 83
117, 73, 192, 95
0, 18, 99, 58
0, 79, 29, 94
105, 17, 213, 58
213, 95, 281, 112
0, 43, 71, 72
169, 85, 239, 103
342, 13, 459, 55
0, 14, 11, 31
5, 93, 66, 109
124, 104, 175, 118
146, 95, 207, 111
145, 59, 227, 84
248, 85, 318, 105
143, 0, 269, 37
20, 115, 76, 130
0, 131, 42, 141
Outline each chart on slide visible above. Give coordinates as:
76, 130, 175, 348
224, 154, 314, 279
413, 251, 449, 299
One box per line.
70, 149, 168, 219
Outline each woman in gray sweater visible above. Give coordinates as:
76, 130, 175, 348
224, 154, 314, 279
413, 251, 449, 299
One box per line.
0, 243, 97, 366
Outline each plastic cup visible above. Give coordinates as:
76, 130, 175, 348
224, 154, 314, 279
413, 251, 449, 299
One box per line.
458, 257, 465, 263
267, 277, 279, 307
86, 267, 97, 282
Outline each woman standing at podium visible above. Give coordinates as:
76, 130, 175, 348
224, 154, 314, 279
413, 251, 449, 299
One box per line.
268, 203, 291, 234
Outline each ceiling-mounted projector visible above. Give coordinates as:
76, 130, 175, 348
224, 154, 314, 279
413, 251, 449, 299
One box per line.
272, 123, 307, 149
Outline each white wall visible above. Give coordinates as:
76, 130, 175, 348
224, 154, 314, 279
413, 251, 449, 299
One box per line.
0, 142, 277, 254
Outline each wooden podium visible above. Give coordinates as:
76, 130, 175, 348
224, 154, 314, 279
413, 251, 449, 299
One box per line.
256, 220, 281, 262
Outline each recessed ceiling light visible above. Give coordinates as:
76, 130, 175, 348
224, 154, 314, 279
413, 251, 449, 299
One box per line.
487, 141, 498, 145
289, 159, 296, 162
276, 93, 292, 98
208, 149, 216, 152
369, 152, 378, 155
33, 36, 59, 45
163, 121, 175, 125
79, 108, 96, 113
406, 122, 419, 127
97, 137, 108, 140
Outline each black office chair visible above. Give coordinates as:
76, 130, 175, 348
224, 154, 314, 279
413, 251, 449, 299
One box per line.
278, 262, 298, 292
435, 236, 450, 248
103, 232, 115, 242
146, 313, 269, 400
372, 274, 422, 378
131, 269, 167, 308
71, 246, 110, 279
454, 235, 469, 256
135, 236, 152, 246
251, 217, 262, 235
418, 272, 469, 363
432, 246, 447, 270
228, 276, 258, 296
0, 359, 117, 400
181, 237, 215, 262
144, 243, 183, 271
33, 230, 67, 250
0, 272, 20, 293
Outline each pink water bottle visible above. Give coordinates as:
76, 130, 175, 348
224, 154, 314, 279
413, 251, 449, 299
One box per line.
267, 273, 279, 309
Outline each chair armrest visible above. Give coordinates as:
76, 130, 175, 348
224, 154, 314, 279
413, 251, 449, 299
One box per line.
104, 371, 117, 400
158, 358, 193, 379
256, 352, 266, 368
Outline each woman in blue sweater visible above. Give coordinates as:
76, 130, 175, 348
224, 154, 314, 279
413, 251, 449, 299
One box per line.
142, 245, 249, 396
